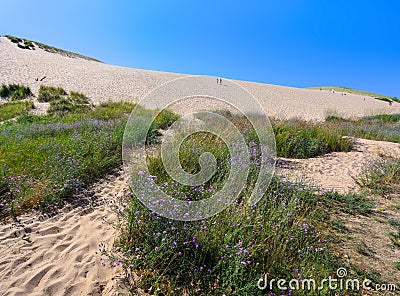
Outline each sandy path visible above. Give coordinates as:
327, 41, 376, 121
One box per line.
276, 138, 400, 193
0, 170, 129, 296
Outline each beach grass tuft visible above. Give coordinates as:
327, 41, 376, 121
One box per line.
0, 84, 33, 100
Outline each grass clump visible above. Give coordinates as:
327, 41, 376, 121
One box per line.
324, 114, 400, 143
47, 91, 92, 116
0, 101, 34, 121
5, 35, 22, 44
272, 120, 353, 158
356, 157, 400, 195
38, 85, 67, 102
5, 35, 35, 50
0, 84, 33, 100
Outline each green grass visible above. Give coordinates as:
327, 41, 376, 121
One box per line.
37, 85, 67, 102
0, 102, 178, 219
1, 97, 396, 294
47, 91, 93, 116
0, 84, 33, 100
0, 101, 34, 121
271, 119, 353, 158
325, 114, 400, 143
395, 262, 400, 271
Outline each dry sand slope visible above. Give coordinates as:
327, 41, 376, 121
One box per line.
1, 36, 399, 120
0, 170, 130, 296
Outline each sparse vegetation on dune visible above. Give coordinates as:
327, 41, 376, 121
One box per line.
101, 116, 380, 295
308, 86, 399, 103
356, 157, 400, 195
1, 88, 398, 294
3, 35, 102, 62
325, 113, 400, 143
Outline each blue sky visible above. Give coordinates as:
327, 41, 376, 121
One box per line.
1, 0, 399, 97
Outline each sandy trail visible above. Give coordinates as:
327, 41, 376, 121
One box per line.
0, 170, 129, 296
276, 138, 400, 193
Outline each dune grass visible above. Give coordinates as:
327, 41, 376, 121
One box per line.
47, 91, 93, 116
325, 114, 400, 143
102, 126, 357, 295
1, 101, 391, 294
0, 101, 34, 122
38, 85, 67, 102
0, 84, 33, 100
272, 119, 353, 158
356, 157, 400, 195
4, 35, 102, 62
0, 102, 176, 219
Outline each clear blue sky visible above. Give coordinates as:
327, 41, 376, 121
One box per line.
1, 0, 399, 97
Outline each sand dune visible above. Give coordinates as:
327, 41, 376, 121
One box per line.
1, 36, 399, 120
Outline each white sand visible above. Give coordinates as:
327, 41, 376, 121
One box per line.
1, 36, 399, 120
0, 170, 130, 296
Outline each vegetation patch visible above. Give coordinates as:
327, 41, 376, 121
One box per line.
38, 85, 67, 102
308, 86, 399, 103
356, 157, 400, 195
47, 91, 92, 116
0, 101, 34, 122
0, 84, 33, 100
325, 114, 400, 143
3, 35, 101, 62
272, 120, 353, 158
101, 125, 350, 295
0, 102, 177, 219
